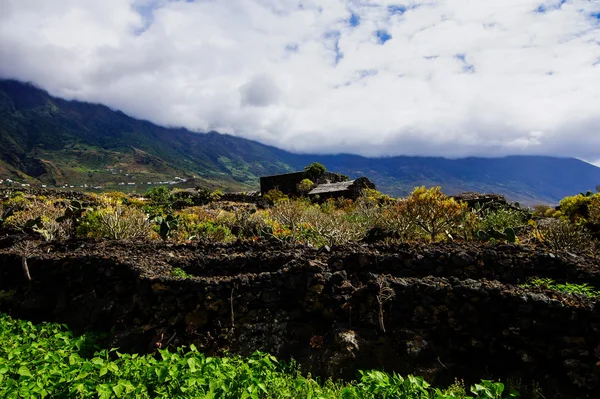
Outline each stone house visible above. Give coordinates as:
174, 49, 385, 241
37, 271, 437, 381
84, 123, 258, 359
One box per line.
308, 177, 376, 201
260, 171, 349, 196
260, 170, 375, 201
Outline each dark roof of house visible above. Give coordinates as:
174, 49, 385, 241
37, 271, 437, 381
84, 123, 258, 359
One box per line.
308, 180, 355, 195
260, 171, 304, 178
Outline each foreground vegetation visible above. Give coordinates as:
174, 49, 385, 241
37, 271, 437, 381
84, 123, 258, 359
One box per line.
1, 184, 599, 257
0, 315, 518, 399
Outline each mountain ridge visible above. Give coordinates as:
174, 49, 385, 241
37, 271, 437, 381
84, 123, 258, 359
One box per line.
1, 79, 599, 204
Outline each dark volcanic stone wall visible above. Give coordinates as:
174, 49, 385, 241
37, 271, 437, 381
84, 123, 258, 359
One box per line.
0, 239, 599, 398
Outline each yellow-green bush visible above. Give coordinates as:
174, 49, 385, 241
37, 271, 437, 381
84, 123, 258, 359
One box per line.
186, 221, 234, 242
298, 178, 315, 194
558, 194, 593, 222
404, 186, 468, 241
589, 196, 600, 224
3, 199, 65, 232
262, 189, 289, 205
83, 205, 152, 240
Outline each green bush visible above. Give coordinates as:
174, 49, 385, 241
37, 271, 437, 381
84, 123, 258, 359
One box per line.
475, 207, 528, 233
404, 187, 467, 241
188, 221, 234, 242
303, 162, 327, 181
263, 189, 289, 205
76, 210, 103, 238
79, 206, 152, 240
535, 219, 595, 254
558, 193, 593, 223
298, 179, 315, 195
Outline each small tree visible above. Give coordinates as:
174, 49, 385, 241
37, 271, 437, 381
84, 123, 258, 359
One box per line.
298, 178, 315, 195
404, 186, 467, 241
303, 162, 327, 181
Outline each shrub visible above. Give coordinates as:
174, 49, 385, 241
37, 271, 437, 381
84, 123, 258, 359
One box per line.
559, 193, 593, 223
303, 207, 366, 246
476, 207, 528, 233
2, 191, 27, 211
532, 204, 552, 218
33, 216, 72, 242
187, 221, 234, 242
146, 186, 173, 205
101, 191, 130, 204
76, 210, 103, 238
298, 178, 315, 195
221, 207, 266, 239
362, 188, 395, 206
3, 199, 68, 237
263, 189, 289, 205
96, 205, 152, 240
403, 186, 467, 241
589, 195, 600, 225
374, 200, 416, 241
535, 219, 595, 254
269, 199, 313, 244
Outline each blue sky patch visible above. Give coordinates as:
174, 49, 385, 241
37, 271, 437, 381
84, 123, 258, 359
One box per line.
455, 53, 475, 73
325, 31, 343, 65
133, 2, 159, 35
349, 13, 361, 27
358, 69, 378, 78
535, 0, 567, 13
375, 30, 392, 44
388, 5, 407, 15
285, 44, 299, 53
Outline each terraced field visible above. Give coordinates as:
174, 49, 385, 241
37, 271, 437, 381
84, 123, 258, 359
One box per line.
1, 238, 599, 398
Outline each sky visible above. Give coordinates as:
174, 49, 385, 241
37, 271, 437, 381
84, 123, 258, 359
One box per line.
1, 0, 600, 164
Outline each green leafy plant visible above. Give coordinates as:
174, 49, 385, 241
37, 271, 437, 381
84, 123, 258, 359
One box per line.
56, 199, 91, 233
475, 206, 528, 234
0, 314, 520, 399
523, 278, 600, 298
171, 267, 193, 279
153, 214, 180, 240
476, 227, 517, 244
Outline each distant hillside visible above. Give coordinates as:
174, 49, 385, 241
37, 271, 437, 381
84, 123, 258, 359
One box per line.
1, 79, 599, 204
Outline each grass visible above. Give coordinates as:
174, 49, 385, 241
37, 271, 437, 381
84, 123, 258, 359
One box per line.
0, 314, 518, 398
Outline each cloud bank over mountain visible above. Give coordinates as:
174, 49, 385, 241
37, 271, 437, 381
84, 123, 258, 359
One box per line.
1, 0, 599, 161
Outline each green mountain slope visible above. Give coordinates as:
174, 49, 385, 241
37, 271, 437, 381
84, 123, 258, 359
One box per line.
0, 80, 296, 191
1, 79, 599, 204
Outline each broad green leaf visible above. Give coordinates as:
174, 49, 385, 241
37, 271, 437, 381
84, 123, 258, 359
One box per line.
17, 366, 32, 377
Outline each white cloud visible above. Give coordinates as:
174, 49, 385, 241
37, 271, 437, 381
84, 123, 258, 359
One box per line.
1, 0, 599, 160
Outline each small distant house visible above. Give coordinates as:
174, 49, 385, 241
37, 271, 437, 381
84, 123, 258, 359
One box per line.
308, 177, 375, 201
260, 170, 375, 201
451, 192, 507, 208
260, 171, 348, 196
